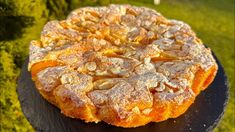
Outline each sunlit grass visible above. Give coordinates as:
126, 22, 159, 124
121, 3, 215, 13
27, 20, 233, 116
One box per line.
0, 0, 234, 131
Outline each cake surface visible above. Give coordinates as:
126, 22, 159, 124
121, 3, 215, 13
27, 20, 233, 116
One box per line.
28, 5, 218, 127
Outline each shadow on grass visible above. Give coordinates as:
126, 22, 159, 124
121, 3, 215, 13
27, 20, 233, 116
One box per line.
0, 16, 34, 41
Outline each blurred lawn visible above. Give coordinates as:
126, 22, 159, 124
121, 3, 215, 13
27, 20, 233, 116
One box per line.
0, 0, 234, 131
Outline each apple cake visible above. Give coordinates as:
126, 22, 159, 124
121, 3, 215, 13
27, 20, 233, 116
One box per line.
28, 5, 218, 127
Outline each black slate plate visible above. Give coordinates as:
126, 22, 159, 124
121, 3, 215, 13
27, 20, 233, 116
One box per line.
17, 54, 229, 132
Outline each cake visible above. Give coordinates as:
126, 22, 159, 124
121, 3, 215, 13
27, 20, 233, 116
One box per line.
28, 5, 218, 127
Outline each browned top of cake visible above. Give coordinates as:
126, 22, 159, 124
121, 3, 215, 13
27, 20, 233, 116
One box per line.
29, 5, 216, 122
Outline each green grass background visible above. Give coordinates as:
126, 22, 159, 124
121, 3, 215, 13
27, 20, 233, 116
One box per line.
0, 0, 234, 131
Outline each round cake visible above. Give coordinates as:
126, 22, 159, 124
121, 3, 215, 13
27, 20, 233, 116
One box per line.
28, 5, 218, 128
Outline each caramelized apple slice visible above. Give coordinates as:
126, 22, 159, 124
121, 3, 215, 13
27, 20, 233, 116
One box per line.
30, 61, 63, 79
151, 52, 179, 62
191, 65, 218, 95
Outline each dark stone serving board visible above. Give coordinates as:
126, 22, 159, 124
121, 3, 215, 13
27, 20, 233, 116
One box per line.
17, 54, 229, 132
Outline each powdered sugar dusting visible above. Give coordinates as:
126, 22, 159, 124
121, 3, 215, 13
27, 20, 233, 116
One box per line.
30, 5, 217, 120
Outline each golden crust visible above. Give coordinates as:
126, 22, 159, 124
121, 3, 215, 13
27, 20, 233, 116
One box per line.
29, 5, 218, 127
